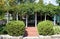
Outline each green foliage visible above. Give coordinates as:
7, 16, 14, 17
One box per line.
57, 0, 60, 3
0, 25, 5, 34
5, 21, 25, 36
55, 6, 60, 15
8, 0, 18, 6
56, 0, 60, 5
42, 4, 58, 16
37, 20, 54, 35
53, 26, 60, 34
0, 24, 7, 34
0, 0, 5, 5
0, 0, 60, 17
17, 3, 34, 15
0, 4, 5, 20
0, 4, 5, 12
0, 13, 5, 20
39, 0, 43, 5
33, 3, 41, 12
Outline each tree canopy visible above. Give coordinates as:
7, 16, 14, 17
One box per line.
0, 0, 60, 16
56, 0, 60, 6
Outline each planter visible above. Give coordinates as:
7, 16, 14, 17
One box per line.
0, 35, 10, 39
39, 35, 60, 39
0, 36, 2, 39
10, 36, 23, 39
0, 35, 23, 39
1, 35, 60, 39
39, 35, 51, 39
51, 35, 60, 39
23, 37, 39, 39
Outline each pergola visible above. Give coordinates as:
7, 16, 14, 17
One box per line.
26, 13, 37, 27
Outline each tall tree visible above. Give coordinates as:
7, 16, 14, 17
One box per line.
4, 2, 10, 23
8, 0, 18, 6
0, 0, 5, 20
39, 0, 43, 5
56, 0, 60, 6
8, 0, 19, 21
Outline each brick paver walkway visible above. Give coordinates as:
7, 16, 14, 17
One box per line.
24, 27, 39, 37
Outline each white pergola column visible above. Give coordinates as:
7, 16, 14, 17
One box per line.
6, 11, 9, 23
54, 15, 56, 25
26, 15, 28, 27
16, 12, 18, 21
35, 13, 37, 27
45, 14, 46, 21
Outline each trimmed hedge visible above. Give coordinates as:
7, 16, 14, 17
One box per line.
53, 26, 60, 34
5, 21, 25, 36
37, 20, 54, 35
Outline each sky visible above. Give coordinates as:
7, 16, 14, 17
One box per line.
44, 0, 58, 6
35, 0, 59, 6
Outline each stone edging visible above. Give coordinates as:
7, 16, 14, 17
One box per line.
0, 35, 23, 39
0, 35, 60, 39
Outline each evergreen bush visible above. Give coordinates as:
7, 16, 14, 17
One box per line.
37, 20, 54, 35
5, 21, 25, 36
53, 26, 60, 34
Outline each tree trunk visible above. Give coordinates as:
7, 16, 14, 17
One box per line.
45, 14, 46, 21
26, 15, 28, 27
54, 15, 56, 25
35, 13, 37, 27
16, 12, 18, 21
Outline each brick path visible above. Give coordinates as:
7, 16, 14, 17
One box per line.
24, 27, 39, 37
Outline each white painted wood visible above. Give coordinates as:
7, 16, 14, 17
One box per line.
23, 37, 39, 39
35, 13, 37, 27
54, 15, 56, 25
6, 11, 9, 23
16, 12, 18, 21
45, 14, 46, 21
26, 15, 28, 27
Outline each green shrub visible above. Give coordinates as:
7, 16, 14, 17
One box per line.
37, 20, 54, 35
53, 26, 60, 34
0, 24, 7, 34
5, 21, 25, 36
0, 25, 5, 34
